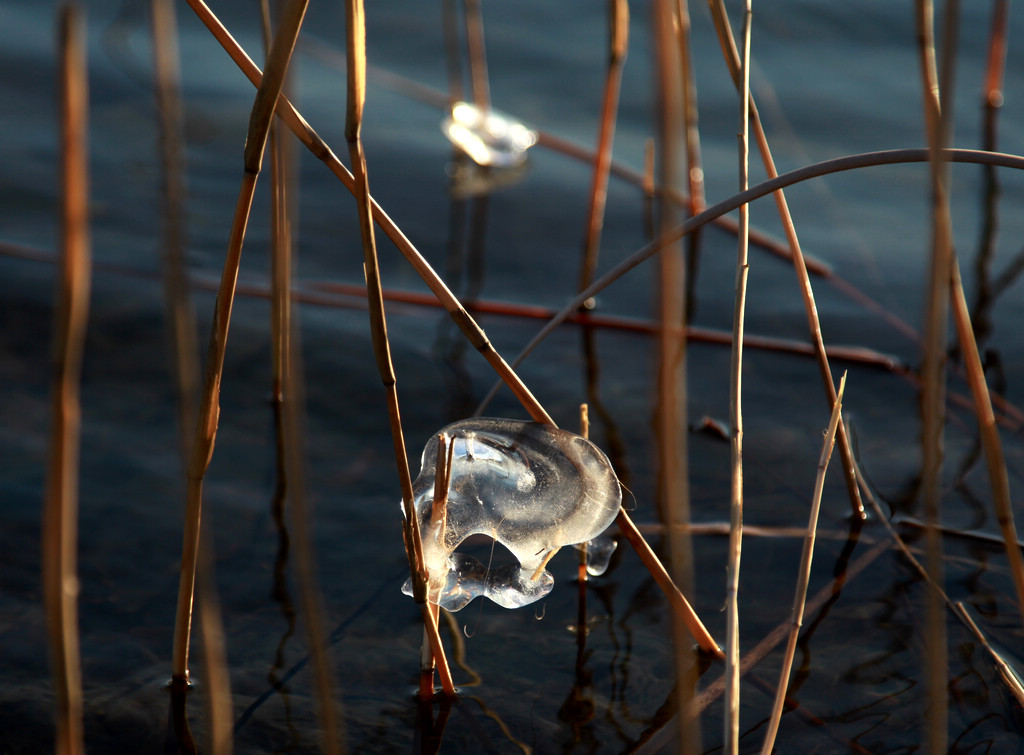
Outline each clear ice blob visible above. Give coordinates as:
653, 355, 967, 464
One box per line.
442, 102, 538, 168
401, 418, 621, 611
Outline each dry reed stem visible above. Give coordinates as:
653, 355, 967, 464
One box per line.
915, 2, 953, 751
421, 434, 454, 696
949, 259, 1024, 617
653, 0, 699, 749
577, 0, 628, 293
707, 0, 865, 521
260, 0, 295, 410
723, 6, 752, 751
463, 0, 490, 111
183, 0, 552, 426
578, 404, 590, 580
440, 0, 464, 104
760, 372, 847, 754
43, 8, 88, 753
342, 0, 455, 698
150, 0, 199, 470
171, 0, 308, 684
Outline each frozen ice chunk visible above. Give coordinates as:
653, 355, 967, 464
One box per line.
442, 102, 537, 168
575, 536, 618, 577
402, 418, 622, 611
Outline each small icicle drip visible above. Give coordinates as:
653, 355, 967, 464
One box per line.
442, 102, 537, 168
402, 418, 621, 611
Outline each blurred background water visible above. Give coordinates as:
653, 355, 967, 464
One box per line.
4, 0, 1024, 752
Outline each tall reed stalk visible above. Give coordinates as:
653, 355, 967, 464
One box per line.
707, 0, 865, 520
43, 7, 88, 753
915, 1, 953, 750
578, 0, 628, 293
652, 0, 701, 749
150, 0, 199, 470
724, 5, 752, 751
171, 0, 309, 685
341, 0, 456, 698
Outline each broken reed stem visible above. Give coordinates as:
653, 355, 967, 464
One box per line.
916, 1, 953, 751
183, 0, 551, 426
707, 0, 865, 521
949, 259, 1024, 618
760, 373, 847, 755
577, 0, 628, 293
171, 0, 308, 684
342, 0, 455, 699
724, 5, 752, 752
151, 0, 200, 471
43, 7, 88, 753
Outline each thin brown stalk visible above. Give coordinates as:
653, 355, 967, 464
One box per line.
653, 0, 699, 749
343, 0, 455, 698
760, 373, 847, 754
675, 0, 705, 221
949, 259, 1024, 616
578, 0, 628, 293
707, 0, 865, 520
463, 0, 490, 111
171, 0, 309, 684
260, 0, 295, 411
43, 8, 88, 753
151, 0, 200, 469
421, 434, 454, 696
675, 0, 705, 328
724, 5, 752, 751
184, 0, 551, 426
915, 2, 953, 751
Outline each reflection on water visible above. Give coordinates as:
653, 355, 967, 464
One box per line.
5, 0, 1024, 751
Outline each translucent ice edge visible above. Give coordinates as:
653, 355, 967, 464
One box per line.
402, 535, 617, 612
576, 535, 617, 577
403, 553, 554, 612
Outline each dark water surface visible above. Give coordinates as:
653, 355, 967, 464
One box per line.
5, 0, 1024, 752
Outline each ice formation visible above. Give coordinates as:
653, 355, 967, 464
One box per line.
402, 418, 622, 611
442, 102, 538, 168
